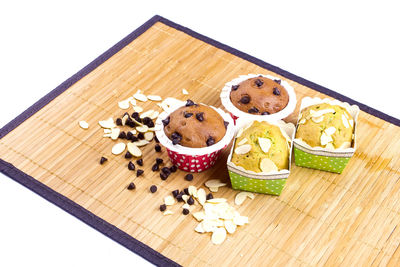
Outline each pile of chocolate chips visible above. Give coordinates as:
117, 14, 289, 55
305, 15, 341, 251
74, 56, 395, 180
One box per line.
151, 157, 178, 180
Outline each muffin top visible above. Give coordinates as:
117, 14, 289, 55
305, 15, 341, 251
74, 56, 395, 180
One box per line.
231, 121, 290, 173
229, 76, 289, 115
295, 103, 354, 149
163, 100, 228, 148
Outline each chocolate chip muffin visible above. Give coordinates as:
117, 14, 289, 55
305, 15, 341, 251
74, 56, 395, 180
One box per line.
163, 100, 228, 148
230, 76, 289, 115
295, 103, 354, 149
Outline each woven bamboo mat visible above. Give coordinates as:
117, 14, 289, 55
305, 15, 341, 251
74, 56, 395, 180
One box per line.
1, 16, 400, 266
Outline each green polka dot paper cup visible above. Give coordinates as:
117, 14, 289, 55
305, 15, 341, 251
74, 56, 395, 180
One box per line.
227, 118, 295, 196
293, 97, 360, 174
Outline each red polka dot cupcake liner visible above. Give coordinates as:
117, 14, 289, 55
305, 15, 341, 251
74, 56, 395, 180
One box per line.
155, 101, 235, 173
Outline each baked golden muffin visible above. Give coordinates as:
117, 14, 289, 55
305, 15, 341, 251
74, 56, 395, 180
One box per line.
295, 103, 354, 149
163, 100, 228, 148
229, 76, 289, 115
231, 121, 290, 172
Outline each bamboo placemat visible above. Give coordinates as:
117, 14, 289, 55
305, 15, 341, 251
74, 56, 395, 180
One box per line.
1, 15, 400, 266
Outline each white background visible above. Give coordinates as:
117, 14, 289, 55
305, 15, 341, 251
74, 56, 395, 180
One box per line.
1, 1, 399, 266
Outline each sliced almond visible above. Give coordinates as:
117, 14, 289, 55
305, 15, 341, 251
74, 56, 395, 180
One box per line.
207, 198, 227, 204
205, 179, 227, 188
132, 140, 149, 147
298, 118, 306, 124
129, 98, 136, 106
258, 137, 271, 153
234, 192, 255, 206
195, 223, 205, 233
234, 144, 252, 155
149, 111, 159, 120
118, 99, 130, 109
325, 126, 336, 135
103, 133, 112, 138
144, 132, 154, 141
147, 95, 162, 101
133, 106, 144, 113
320, 132, 333, 146
147, 127, 155, 132
78, 120, 89, 129
134, 93, 148, 102
325, 143, 335, 150
260, 158, 278, 173
164, 196, 175, 206
197, 188, 206, 205
99, 118, 115, 129
129, 129, 137, 135
311, 116, 324, 123
127, 143, 142, 157
211, 227, 227, 245
111, 128, 120, 140
237, 138, 248, 146
121, 114, 129, 126
163, 210, 173, 216
136, 125, 149, 133
140, 110, 154, 119
182, 203, 190, 210
233, 215, 249, 226
111, 142, 126, 155
192, 211, 205, 221
236, 128, 244, 138
224, 220, 237, 234
188, 186, 197, 197
182, 195, 189, 203
103, 129, 112, 134
310, 108, 335, 118
209, 187, 219, 192
131, 118, 143, 126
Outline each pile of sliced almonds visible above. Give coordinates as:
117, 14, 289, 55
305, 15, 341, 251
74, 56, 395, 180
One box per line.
204, 179, 227, 192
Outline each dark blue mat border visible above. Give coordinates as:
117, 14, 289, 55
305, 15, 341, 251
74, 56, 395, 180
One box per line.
1, 15, 399, 266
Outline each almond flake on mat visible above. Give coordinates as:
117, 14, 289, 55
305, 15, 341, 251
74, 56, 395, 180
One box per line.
132, 140, 149, 147
182, 88, 189, 95
258, 137, 272, 153
147, 127, 155, 132
104, 129, 112, 134
99, 118, 116, 129
111, 142, 126, 155
209, 187, 219, 192
234, 144, 252, 155
182, 203, 190, 210
144, 132, 154, 141
133, 106, 144, 113
147, 95, 162, 101
103, 133, 112, 138
233, 215, 249, 226
132, 118, 143, 126
192, 211, 206, 221
320, 132, 333, 146
310, 108, 335, 118
127, 143, 142, 157
195, 223, 205, 233
118, 99, 130, 110
163, 210, 173, 216
197, 188, 206, 205
234, 192, 255, 206
136, 125, 149, 133
260, 158, 278, 173
182, 195, 189, 203
129, 98, 137, 106
311, 116, 324, 123
211, 228, 227, 245
78, 120, 89, 129
224, 220, 237, 234
133, 93, 148, 102
140, 110, 155, 119
129, 129, 137, 135
237, 138, 248, 146
188, 186, 198, 197
207, 198, 227, 204
122, 114, 129, 126
164, 196, 175, 206
149, 111, 159, 120
205, 179, 227, 189
325, 126, 336, 135
110, 128, 120, 140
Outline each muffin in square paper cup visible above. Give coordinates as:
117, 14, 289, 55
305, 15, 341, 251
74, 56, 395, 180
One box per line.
293, 97, 360, 173
220, 74, 297, 122
227, 118, 295, 195
155, 99, 235, 172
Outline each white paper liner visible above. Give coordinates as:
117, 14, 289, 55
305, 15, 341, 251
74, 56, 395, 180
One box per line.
154, 102, 235, 156
227, 118, 295, 177
294, 97, 360, 153
220, 73, 297, 121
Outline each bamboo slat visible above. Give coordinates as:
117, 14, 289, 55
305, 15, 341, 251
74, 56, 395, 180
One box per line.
1, 21, 400, 266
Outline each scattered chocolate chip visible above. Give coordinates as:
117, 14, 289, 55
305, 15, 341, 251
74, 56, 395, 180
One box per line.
118, 131, 127, 139
127, 182, 135, 190
152, 163, 159, 171
142, 117, 153, 127
160, 172, 168, 180
185, 99, 195, 107
131, 136, 139, 142
206, 193, 214, 200
154, 136, 160, 143
183, 188, 189, 195
171, 132, 182, 145
261, 111, 270, 115
136, 169, 144, 177
240, 95, 250, 104
185, 174, 193, 181
128, 161, 135, 170
248, 107, 259, 113
159, 204, 166, 212
255, 78, 264, 87
161, 167, 171, 176
176, 192, 184, 202
136, 159, 143, 166
126, 131, 133, 140
182, 208, 189, 215
116, 118, 122, 126
156, 158, 163, 165
137, 132, 145, 140
273, 87, 281, 95
131, 112, 140, 121
126, 118, 135, 127
274, 79, 281, 84
196, 112, 204, 122
172, 189, 179, 198
187, 196, 195, 205
184, 112, 193, 118
155, 144, 162, 152
224, 121, 229, 129
147, 120, 155, 128
231, 84, 240, 91
150, 185, 157, 193
169, 165, 177, 172
162, 117, 170, 126
125, 151, 132, 159
206, 137, 215, 146
99, 157, 108, 165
